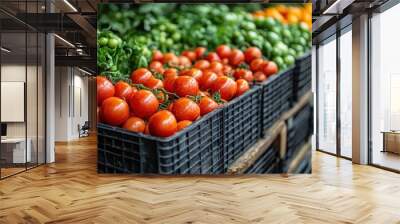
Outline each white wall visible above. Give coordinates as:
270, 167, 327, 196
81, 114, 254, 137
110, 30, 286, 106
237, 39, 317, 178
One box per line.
54, 67, 89, 141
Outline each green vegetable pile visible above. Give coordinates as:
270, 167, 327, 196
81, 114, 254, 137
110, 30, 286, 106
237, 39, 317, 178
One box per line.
97, 3, 311, 82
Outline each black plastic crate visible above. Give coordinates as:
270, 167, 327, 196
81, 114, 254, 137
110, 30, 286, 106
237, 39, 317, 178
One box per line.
222, 86, 262, 170
286, 104, 313, 160
244, 146, 281, 174
97, 107, 224, 174
257, 67, 295, 135
293, 53, 312, 102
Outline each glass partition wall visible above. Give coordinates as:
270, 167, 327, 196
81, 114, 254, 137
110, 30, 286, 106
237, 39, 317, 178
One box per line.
316, 25, 352, 159
370, 3, 400, 171
0, 3, 46, 179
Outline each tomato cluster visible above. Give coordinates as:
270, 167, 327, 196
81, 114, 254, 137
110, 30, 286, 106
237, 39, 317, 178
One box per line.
98, 45, 279, 137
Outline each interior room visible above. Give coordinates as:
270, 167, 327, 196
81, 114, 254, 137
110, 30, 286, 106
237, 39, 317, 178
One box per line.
0, 0, 400, 223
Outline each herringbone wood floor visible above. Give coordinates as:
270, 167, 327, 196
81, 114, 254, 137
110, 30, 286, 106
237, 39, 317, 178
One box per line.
0, 136, 400, 224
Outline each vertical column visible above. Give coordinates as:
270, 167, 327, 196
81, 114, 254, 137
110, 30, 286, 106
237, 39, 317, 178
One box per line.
352, 14, 369, 164
46, 0, 55, 163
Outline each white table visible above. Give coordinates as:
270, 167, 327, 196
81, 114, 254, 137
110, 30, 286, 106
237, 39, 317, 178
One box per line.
1, 138, 31, 163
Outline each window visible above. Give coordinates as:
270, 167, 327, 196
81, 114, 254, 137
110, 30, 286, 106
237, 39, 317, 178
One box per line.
370, 3, 400, 171
317, 36, 337, 154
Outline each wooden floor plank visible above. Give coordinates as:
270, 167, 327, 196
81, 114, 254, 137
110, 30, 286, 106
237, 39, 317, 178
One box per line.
0, 136, 399, 223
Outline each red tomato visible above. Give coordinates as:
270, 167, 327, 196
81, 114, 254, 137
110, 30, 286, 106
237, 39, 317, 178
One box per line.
236, 79, 250, 97
129, 90, 159, 119
97, 106, 102, 123
97, 76, 115, 106
194, 60, 210, 70
244, 47, 262, 63
250, 58, 267, 72
195, 47, 207, 58
211, 76, 238, 101
174, 76, 199, 97
222, 58, 229, 65
149, 61, 164, 74
229, 49, 245, 67
177, 120, 192, 131
263, 61, 278, 76
122, 116, 146, 133
209, 61, 224, 73
216, 45, 231, 59
233, 69, 254, 82
163, 68, 178, 79
162, 53, 179, 66
114, 81, 134, 101
131, 68, 152, 84
101, 97, 129, 126
172, 97, 200, 121
181, 50, 197, 62
178, 55, 192, 68
144, 77, 163, 89
199, 91, 210, 97
198, 96, 219, 116
222, 65, 233, 76
254, 71, 267, 82
152, 50, 163, 62
199, 70, 218, 91
148, 110, 177, 137
167, 102, 174, 111
163, 76, 177, 93
180, 68, 203, 82
144, 123, 150, 135
206, 52, 221, 62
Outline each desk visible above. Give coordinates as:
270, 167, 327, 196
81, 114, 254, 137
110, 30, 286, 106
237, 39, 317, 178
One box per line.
382, 131, 400, 155
1, 138, 31, 163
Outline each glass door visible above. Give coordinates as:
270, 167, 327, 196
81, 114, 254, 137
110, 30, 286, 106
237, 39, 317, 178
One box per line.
339, 26, 352, 158
317, 35, 337, 154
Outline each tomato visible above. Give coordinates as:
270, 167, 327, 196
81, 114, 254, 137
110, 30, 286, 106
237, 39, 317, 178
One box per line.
216, 45, 231, 59
122, 116, 146, 133
167, 102, 174, 111
178, 55, 192, 68
177, 120, 192, 131
254, 71, 267, 82
198, 96, 219, 116
129, 90, 159, 119
163, 68, 178, 79
101, 97, 129, 126
195, 47, 207, 58
144, 123, 150, 135
114, 81, 134, 101
144, 77, 163, 89
181, 50, 197, 62
211, 76, 237, 101
263, 61, 278, 76
162, 53, 179, 66
180, 68, 203, 82
206, 52, 221, 62
131, 68, 152, 84
233, 69, 253, 82
194, 60, 210, 70
172, 97, 200, 121
229, 49, 245, 67
244, 47, 262, 63
222, 65, 233, 76
149, 61, 164, 74
97, 106, 102, 123
199, 70, 218, 91
163, 76, 177, 93
222, 58, 229, 65
148, 110, 177, 137
152, 50, 163, 62
236, 79, 250, 97
250, 58, 267, 72
209, 61, 224, 73
199, 91, 210, 97
97, 76, 115, 106
174, 76, 199, 97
